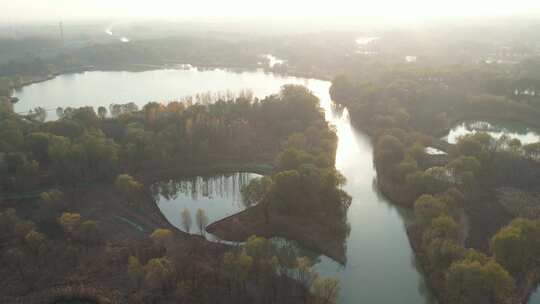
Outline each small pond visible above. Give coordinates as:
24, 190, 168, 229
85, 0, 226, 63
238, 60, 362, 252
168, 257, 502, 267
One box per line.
153, 172, 260, 240
445, 120, 540, 145
152, 171, 345, 277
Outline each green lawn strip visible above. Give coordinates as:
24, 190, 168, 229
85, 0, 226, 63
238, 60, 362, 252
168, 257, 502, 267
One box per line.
113, 215, 145, 232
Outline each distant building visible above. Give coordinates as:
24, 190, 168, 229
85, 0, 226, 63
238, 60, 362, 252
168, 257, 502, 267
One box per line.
405, 56, 418, 63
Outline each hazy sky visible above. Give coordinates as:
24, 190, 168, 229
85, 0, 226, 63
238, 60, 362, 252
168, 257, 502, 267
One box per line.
2, 0, 540, 25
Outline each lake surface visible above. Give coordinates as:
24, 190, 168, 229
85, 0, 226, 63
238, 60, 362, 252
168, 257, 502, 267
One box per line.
14, 68, 433, 304
445, 120, 540, 145
152, 173, 259, 240
14, 68, 318, 120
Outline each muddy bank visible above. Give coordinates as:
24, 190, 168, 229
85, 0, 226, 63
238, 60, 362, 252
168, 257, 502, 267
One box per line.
207, 204, 347, 264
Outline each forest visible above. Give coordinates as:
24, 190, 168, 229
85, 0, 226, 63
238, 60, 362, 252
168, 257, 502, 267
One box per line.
0, 84, 347, 304
2, 14, 540, 304
330, 58, 540, 303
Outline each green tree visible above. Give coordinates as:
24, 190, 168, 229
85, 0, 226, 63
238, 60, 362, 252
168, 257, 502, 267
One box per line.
77, 220, 101, 247
446, 257, 515, 304
97, 106, 108, 119
414, 194, 447, 227
375, 135, 405, 175
397, 157, 419, 181
115, 174, 143, 204
426, 238, 465, 270
490, 218, 540, 275
241, 176, 274, 208
423, 215, 459, 243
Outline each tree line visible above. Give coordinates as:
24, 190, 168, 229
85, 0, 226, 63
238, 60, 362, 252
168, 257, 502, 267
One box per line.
0, 85, 329, 194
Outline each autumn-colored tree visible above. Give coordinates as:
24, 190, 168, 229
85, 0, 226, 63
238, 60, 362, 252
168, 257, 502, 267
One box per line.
195, 209, 209, 237
127, 255, 144, 288
180, 208, 192, 233
115, 174, 143, 204
24, 229, 47, 258
150, 228, 174, 252
295, 257, 318, 303
144, 257, 174, 291
236, 251, 254, 292
39, 189, 65, 211
313, 277, 341, 304
245, 235, 270, 284
58, 212, 81, 236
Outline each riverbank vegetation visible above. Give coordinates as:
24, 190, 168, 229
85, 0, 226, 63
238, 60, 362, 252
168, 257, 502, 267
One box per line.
206, 88, 351, 263
330, 59, 540, 303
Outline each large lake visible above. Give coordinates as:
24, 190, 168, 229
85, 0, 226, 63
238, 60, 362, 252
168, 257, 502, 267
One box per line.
14, 68, 433, 303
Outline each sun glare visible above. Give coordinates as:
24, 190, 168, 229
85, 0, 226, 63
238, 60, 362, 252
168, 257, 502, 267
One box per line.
2, 0, 539, 25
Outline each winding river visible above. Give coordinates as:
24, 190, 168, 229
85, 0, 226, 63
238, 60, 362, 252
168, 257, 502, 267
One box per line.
14, 68, 433, 303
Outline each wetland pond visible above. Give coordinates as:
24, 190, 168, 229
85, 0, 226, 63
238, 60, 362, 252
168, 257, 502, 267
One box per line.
445, 120, 540, 144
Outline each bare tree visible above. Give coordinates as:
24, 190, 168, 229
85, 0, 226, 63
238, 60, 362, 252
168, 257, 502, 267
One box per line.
181, 208, 192, 233
196, 209, 209, 237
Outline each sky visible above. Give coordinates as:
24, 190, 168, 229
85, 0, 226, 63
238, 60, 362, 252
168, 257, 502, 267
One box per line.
2, 0, 540, 26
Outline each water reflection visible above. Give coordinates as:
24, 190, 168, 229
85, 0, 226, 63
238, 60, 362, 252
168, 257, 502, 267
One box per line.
16, 68, 434, 304
445, 120, 540, 144
14, 69, 318, 120
318, 78, 435, 304
153, 173, 260, 238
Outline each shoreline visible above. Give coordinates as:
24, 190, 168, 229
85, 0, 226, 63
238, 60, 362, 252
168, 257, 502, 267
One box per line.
206, 203, 347, 265
9, 62, 540, 302
9, 62, 331, 95
6, 62, 332, 116
371, 127, 540, 304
